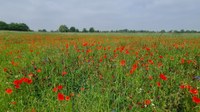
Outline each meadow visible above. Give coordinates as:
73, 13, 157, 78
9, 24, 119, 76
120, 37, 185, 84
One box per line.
0, 31, 200, 112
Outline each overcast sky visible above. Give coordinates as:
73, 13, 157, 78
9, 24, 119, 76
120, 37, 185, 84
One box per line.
0, 0, 200, 31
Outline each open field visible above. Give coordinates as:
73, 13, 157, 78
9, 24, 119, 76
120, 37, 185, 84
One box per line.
0, 31, 200, 111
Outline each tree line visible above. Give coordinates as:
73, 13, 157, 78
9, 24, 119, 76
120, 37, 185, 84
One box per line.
0, 21, 30, 31
1, 20, 200, 33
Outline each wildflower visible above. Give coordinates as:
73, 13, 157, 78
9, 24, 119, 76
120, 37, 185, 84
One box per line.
57, 93, 65, 101
62, 71, 67, 76
159, 55, 163, 58
159, 74, 167, 81
13, 79, 23, 86
15, 85, 20, 89
146, 47, 150, 51
82, 42, 88, 46
65, 96, 70, 101
66, 44, 69, 49
6, 88, 13, 94
157, 82, 161, 87
3, 68, 7, 72
181, 58, 185, 64
148, 60, 154, 64
53, 87, 58, 92
192, 96, 200, 104
57, 85, 63, 90
190, 88, 198, 95
185, 85, 192, 90
120, 60, 126, 66
37, 69, 41, 73
144, 99, 151, 105
27, 79, 32, 84
148, 76, 153, 80
10, 101, 16, 105
22, 78, 32, 84
99, 58, 103, 62
180, 84, 185, 89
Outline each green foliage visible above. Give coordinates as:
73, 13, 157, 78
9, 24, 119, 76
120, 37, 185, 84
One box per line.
89, 27, 95, 32
8, 23, 30, 31
0, 21, 29, 31
38, 29, 47, 32
0, 21, 8, 30
0, 32, 200, 111
82, 28, 88, 32
69, 26, 76, 32
59, 25, 68, 32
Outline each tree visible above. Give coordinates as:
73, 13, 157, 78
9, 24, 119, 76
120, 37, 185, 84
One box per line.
69, 27, 76, 32
82, 28, 88, 32
8, 23, 30, 31
173, 30, 179, 33
0, 21, 8, 30
59, 25, 68, 32
160, 30, 166, 33
180, 29, 185, 33
38, 29, 47, 32
89, 27, 95, 32
18, 23, 30, 31
75, 29, 79, 32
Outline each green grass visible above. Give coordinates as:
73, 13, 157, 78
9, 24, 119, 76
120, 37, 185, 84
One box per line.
0, 31, 200, 111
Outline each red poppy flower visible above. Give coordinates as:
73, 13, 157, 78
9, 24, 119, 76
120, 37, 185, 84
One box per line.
130, 64, 137, 74
179, 84, 185, 89
159, 56, 163, 58
15, 85, 20, 89
148, 60, 154, 64
66, 44, 69, 49
66, 96, 70, 101
181, 58, 185, 64
99, 58, 103, 62
27, 79, 32, 84
192, 96, 200, 104
159, 74, 167, 81
144, 99, 151, 105
190, 88, 198, 95
3, 68, 7, 72
82, 42, 88, 46
62, 71, 67, 76
185, 85, 192, 90
37, 69, 41, 73
58, 93, 65, 101
148, 76, 153, 80
53, 87, 58, 92
120, 60, 126, 66
22, 77, 29, 83
6, 88, 13, 94
10, 101, 17, 105
13, 79, 23, 85
157, 82, 161, 87
146, 47, 150, 51
57, 85, 63, 90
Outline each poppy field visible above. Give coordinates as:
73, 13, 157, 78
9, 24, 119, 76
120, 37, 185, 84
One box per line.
0, 32, 200, 112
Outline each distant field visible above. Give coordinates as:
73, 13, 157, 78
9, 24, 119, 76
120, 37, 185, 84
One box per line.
0, 31, 200, 111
